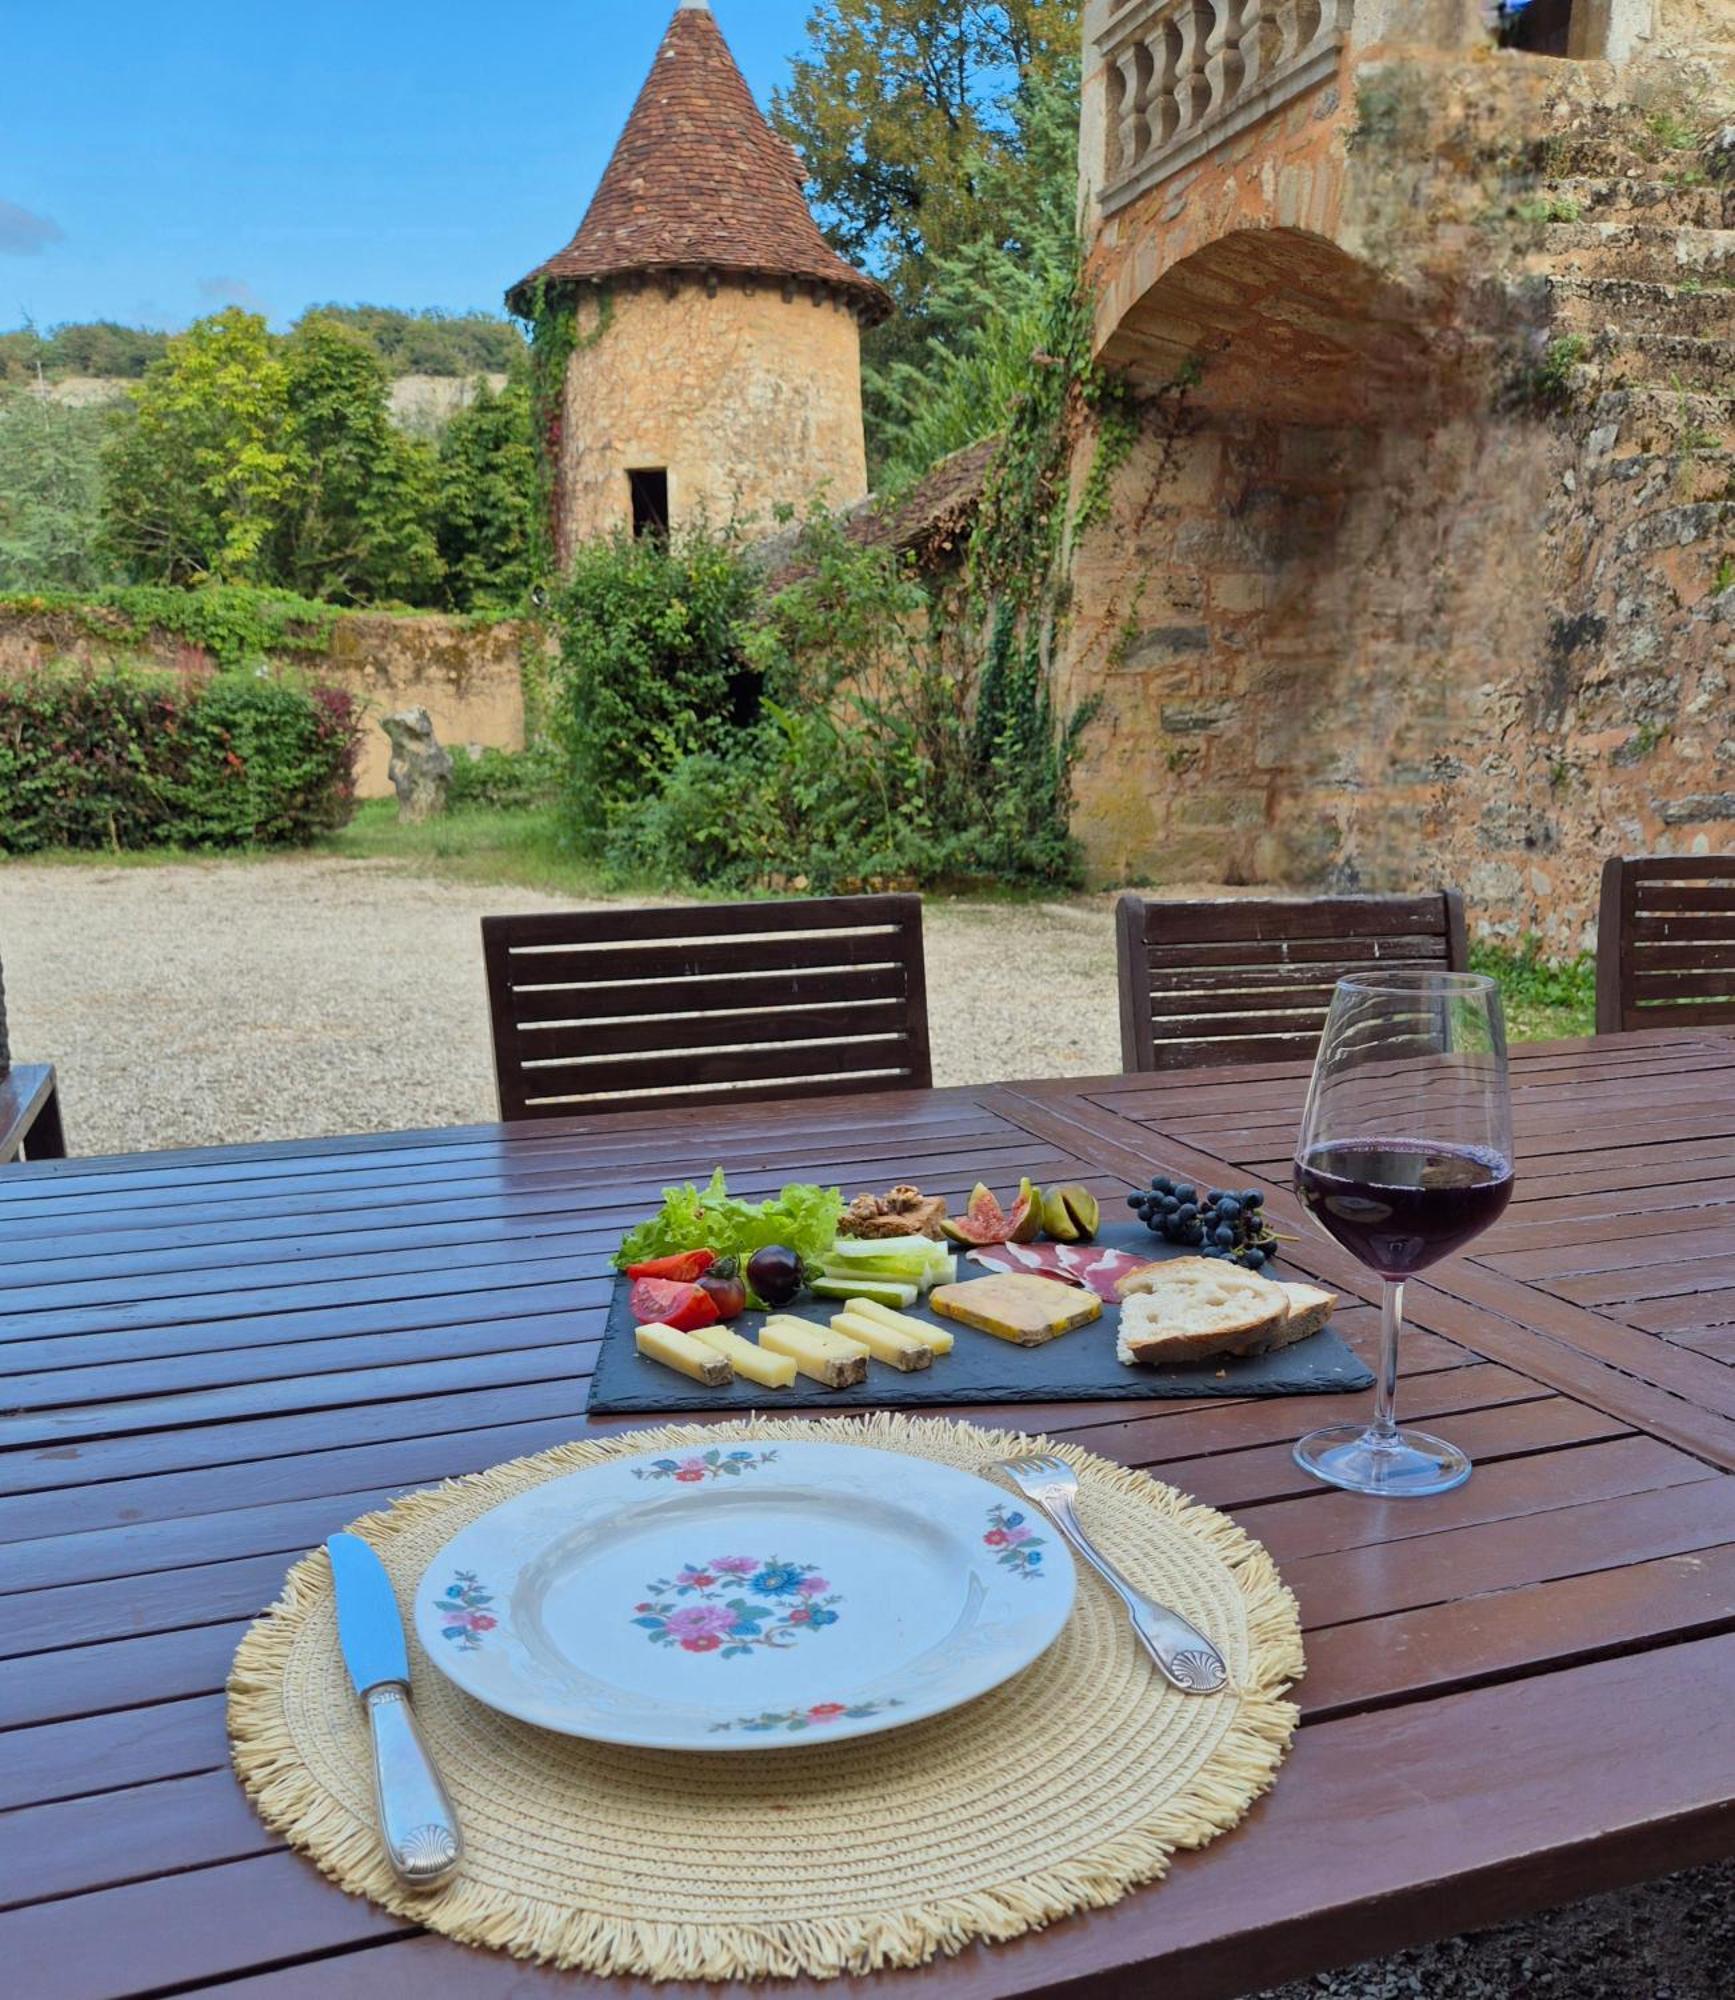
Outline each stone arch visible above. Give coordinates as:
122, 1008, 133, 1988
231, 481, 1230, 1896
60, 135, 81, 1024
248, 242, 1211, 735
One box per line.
1098, 226, 1440, 425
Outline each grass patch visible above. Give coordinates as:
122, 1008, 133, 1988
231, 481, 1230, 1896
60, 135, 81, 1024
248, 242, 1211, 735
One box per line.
1471, 939, 1597, 1042
316, 799, 619, 898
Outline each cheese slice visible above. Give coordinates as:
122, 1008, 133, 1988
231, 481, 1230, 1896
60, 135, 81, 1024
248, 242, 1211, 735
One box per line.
635, 1321, 732, 1387
685, 1324, 799, 1389
843, 1296, 955, 1355
929, 1273, 1101, 1346
759, 1316, 869, 1389
829, 1310, 933, 1372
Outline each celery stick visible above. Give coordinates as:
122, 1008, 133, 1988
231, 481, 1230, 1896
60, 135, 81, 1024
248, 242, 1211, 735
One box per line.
808, 1276, 920, 1309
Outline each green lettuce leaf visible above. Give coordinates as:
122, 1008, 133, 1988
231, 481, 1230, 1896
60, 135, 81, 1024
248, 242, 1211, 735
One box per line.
616, 1168, 843, 1283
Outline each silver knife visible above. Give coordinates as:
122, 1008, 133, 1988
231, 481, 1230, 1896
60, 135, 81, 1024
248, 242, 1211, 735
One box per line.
327, 1532, 463, 1888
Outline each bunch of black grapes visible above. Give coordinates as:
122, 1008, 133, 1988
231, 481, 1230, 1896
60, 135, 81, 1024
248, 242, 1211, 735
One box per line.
1126, 1177, 1278, 1270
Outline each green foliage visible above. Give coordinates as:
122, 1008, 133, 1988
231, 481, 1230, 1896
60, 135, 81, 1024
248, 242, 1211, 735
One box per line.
292, 306, 523, 377
0, 392, 108, 589
0, 665, 360, 853
447, 743, 563, 811
0, 584, 339, 668
775, 1, 1081, 476
869, 59, 1083, 488
0, 321, 168, 384
434, 373, 536, 610
599, 512, 1092, 894
550, 526, 764, 846
268, 314, 442, 605
1470, 938, 1596, 1041
0, 309, 519, 385
100, 309, 293, 584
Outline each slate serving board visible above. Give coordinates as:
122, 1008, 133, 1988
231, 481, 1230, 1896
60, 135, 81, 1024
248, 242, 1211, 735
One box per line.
586, 1218, 1373, 1417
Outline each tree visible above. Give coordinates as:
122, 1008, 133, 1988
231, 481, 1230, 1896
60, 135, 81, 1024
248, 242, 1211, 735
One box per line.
269, 314, 442, 605
433, 373, 535, 610
774, 2, 1082, 478
100, 308, 292, 584
0, 390, 109, 588
868, 55, 1081, 485
773, 1, 1078, 284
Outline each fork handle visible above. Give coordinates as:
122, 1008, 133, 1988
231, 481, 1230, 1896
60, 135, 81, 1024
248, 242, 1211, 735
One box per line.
1037, 1493, 1230, 1694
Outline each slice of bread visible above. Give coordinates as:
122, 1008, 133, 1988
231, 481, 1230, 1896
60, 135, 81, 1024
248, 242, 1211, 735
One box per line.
1277, 1280, 1337, 1342
1116, 1258, 1303, 1366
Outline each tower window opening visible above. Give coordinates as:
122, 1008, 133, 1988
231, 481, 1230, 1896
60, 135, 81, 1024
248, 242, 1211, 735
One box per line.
629, 468, 670, 540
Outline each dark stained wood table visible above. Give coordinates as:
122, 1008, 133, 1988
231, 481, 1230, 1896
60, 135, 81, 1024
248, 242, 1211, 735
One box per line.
5, 1030, 1735, 1999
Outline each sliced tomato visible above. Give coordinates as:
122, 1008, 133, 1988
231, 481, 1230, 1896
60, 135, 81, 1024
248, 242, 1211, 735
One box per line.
625, 1248, 718, 1283
629, 1276, 722, 1330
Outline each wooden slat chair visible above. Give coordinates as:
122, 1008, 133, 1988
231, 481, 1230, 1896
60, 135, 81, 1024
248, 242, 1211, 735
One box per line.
1596, 855, 1735, 1035
1116, 890, 1470, 1072
482, 895, 933, 1120
0, 953, 67, 1164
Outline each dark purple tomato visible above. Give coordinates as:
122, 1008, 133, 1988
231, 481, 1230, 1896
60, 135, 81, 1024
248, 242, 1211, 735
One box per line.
746, 1244, 804, 1308
698, 1267, 749, 1320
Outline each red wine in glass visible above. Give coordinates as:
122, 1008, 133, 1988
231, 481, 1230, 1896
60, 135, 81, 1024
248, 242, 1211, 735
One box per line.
1292, 971, 1514, 1497
1294, 1141, 1513, 1278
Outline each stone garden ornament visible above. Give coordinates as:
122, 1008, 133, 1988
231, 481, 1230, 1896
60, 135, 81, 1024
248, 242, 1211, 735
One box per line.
382, 708, 454, 823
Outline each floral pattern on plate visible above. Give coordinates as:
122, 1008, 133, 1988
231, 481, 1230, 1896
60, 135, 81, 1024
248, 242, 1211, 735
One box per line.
983, 1504, 1046, 1578
631, 1556, 841, 1657
631, 1448, 779, 1484
710, 1698, 905, 1735
435, 1570, 498, 1651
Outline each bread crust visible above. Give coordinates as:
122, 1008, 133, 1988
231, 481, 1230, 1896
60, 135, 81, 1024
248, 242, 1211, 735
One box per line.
1116, 1258, 1304, 1365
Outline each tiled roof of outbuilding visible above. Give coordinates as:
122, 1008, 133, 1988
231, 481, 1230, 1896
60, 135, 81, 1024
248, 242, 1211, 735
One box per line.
506, 2, 891, 324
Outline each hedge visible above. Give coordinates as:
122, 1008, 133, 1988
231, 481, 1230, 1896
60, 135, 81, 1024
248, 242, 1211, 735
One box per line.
0, 666, 361, 852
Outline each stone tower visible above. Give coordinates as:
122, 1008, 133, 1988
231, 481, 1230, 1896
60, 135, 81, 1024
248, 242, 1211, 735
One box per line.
508, 0, 891, 561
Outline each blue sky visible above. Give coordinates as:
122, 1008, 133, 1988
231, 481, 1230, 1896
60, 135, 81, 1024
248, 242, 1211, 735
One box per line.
0, 1, 815, 333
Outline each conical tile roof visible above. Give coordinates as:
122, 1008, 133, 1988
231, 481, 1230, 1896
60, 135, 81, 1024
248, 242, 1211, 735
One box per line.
507, 2, 891, 323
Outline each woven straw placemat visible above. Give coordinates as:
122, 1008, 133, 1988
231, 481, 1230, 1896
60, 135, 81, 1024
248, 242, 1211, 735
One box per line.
229, 1414, 1303, 1982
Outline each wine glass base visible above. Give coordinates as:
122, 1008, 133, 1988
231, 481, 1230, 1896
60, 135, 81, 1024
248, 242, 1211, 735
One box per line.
1293, 1423, 1472, 1497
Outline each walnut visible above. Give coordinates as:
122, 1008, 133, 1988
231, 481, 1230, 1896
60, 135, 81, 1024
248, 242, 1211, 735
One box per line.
837, 1184, 950, 1240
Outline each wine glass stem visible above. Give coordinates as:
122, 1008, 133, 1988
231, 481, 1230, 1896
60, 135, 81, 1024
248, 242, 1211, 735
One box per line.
1371, 1279, 1405, 1447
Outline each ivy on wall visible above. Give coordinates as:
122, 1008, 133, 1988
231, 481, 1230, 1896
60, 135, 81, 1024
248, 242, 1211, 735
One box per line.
0, 584, 339, 669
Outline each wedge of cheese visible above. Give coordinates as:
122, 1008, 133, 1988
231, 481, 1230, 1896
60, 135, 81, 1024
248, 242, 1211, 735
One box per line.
843, 1296, 955, 1356
929, 1272, 1101, 1346
829, 1309, 933, 1372
635, 1321, 732, 1386
686, 1324, 799, 1389
759, 1316, 869, 1389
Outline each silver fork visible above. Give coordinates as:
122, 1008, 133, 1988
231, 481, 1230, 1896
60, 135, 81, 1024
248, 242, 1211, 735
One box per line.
992, 1453, 1230, 1694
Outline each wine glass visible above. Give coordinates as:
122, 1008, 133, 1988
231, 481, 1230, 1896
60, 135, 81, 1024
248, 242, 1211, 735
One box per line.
1291, 969, 1514, 1497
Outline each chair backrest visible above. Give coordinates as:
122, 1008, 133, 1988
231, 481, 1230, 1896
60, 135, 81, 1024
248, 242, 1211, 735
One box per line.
1596, 855, 1735, 1035
1116, 890, 1470, 1072
482, 895, 932, 1120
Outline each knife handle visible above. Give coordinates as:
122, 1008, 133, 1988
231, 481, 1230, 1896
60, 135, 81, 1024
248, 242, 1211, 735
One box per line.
364, 1684, 463, 1888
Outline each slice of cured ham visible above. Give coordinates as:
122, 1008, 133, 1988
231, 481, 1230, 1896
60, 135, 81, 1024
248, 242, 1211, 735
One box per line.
964, 1239, 1151, 1302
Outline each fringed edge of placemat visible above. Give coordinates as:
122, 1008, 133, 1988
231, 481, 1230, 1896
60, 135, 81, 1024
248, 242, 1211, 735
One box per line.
228, 1412, 1304, 1982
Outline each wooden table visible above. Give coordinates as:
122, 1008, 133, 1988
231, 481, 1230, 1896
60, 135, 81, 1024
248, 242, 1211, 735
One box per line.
5, 1030, 1735, 1999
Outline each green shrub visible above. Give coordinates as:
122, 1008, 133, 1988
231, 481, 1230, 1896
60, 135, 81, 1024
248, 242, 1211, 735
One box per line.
0, 665, 360, 852
447, 743, 564, 811
550, 527, 764, 847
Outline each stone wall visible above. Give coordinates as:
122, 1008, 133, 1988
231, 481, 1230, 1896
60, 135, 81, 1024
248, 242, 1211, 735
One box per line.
555, 279, 870, 557
0, 606, 528, 800
1064, 30, 1733, 949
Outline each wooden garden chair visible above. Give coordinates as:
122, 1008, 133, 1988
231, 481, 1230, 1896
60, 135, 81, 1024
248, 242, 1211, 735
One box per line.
482, 895, 932, 1120
0, 954, 67, 1164
1116, 890, 1470, 1072
1596, 855, 1735, 1035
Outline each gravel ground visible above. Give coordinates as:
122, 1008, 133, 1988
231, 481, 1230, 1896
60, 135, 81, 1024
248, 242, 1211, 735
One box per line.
0, 856, 1122, 1156
5, 852, 1728, 1995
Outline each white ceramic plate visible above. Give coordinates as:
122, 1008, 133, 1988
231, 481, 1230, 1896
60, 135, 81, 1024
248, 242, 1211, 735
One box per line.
414, 1441, 1076, 1751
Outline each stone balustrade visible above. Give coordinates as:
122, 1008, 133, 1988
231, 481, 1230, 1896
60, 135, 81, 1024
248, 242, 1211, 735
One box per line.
1095, 0, 1353, 215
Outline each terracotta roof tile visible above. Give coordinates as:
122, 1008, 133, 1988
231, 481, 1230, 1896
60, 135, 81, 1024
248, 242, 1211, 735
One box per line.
507, 3, 891, 323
